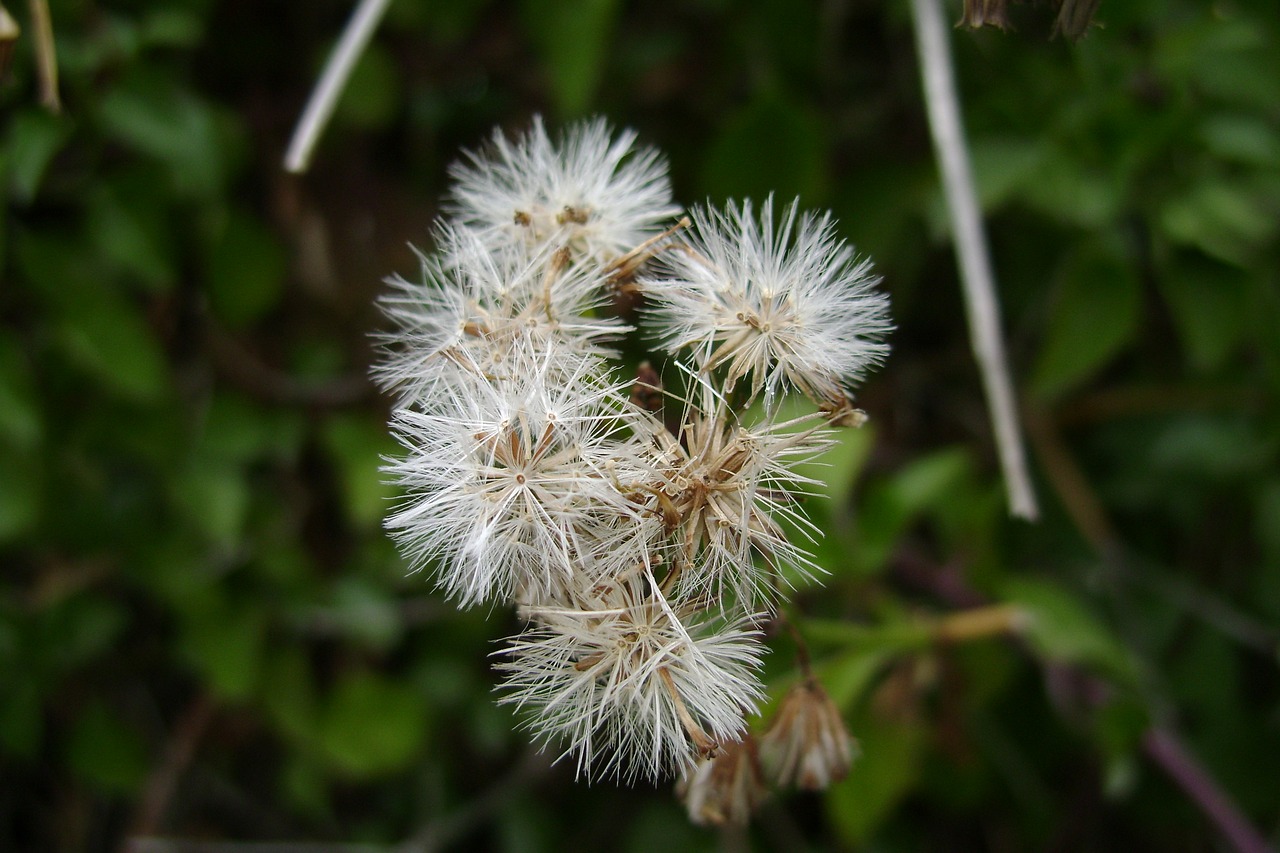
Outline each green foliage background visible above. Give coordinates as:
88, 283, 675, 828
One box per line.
2, 0, 1278, 850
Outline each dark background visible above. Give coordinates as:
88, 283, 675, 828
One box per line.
2, 0, 1278, 850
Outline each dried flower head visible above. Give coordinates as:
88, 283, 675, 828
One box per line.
383, 349, 641, 606
447, 116, 682, 264
678, 735, 768, 826
378, 116, 890, 794
639, 391, 831, 612
497, 570, 764, 783
643, 196, 892, 408
759, 677, 857, 790
374, 225, 626, 408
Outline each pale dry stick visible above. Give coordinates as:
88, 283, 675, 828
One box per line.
908, 0, 1039, 520
0, 6, 19, 78
28, 0, 59, 112
283, 0, 393, 174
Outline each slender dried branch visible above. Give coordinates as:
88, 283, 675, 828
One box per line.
283, 0, 393, 173
28, 0, 59, 112
1143, 726, 1276, 853
908, 0, 1039, 519
125, 694, 218, 846
0, 5, 19, 79
395, 750, 552, 853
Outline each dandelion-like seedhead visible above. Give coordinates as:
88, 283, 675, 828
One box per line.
497, 570, 763, 783
447, 116, 682, 264
643, 197, 893, 408
378, 116, 886, 789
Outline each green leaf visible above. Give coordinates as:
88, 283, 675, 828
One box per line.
335, 43, 401, 130
261, 647, 317, 743
197, 392, 304, 464
0, 445, 42, 543
320, 577, 402, 652
174, 462, 250, 547
1001, 577, 1134, 681
818, 648, 894, 711
1159, 179, 1275, 266
520, 0, 620, 116
1200, 114, 1280, 169
14, 230, 170, 399
827, 717, 927, 843
206, 212, 287, 328
319, 672, 429, 777
1021, 157, 1120, 229
87, 180, 177, 291
702, 97, 827, 205
139, 8, 204, 48
0, 679, 43, 759
97, 72, 227, 197
1031, 242, 1141, 398
18, 231, 175, 402
45, 596, 128, 672
969, 136, 1043, 211
322, 414, 399, 531
1146, 415, 1274, 482
58, 291, 170, 402
5, 110, 74, 204
1158, 253, 1248, 372
851, 448, 970, 575
66, 702, 149, 794
182, 600, 267, 701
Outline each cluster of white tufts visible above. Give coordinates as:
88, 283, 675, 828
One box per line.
377, 116, 890, 785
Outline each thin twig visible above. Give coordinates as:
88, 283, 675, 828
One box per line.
283, 0, 393, 174
891, 554, 1275, 853
125, 694, 218, 849
1143, 726, 1276, 853
908, 0, 1038, 520
0, 6, 19, 80
28, 0, 59, 112
1024, 406, 1118, 553
395, 750, 552, 853
126, 842, 385, 853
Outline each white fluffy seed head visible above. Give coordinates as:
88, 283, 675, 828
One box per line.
642, 196, 893, 407
383, 348, 642, 607
375, 224, 627, 409
496, 570, 765, 783
446, 116, 683, 264
631, 386, 832, 614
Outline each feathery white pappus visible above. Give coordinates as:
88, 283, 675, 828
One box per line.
643, 196, 893, 408
446, 116, 683, 264
496, 569, 765, 783
383, 346, 643, 607
376, 116, 883, 789
373, 224, 627, 409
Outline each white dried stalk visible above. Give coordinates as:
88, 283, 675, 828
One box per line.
909, 0, 1039, 519
283, 0, 393, 174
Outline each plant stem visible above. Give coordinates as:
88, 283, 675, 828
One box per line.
1143, 726, 1276, 853
283, 0, 393, 173
908, 0, 1039, 520
29, 0, 59, 112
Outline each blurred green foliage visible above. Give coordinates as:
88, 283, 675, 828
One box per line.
2, 0, 1278, 850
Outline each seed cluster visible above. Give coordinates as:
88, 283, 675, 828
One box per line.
377, 117, 890, 784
